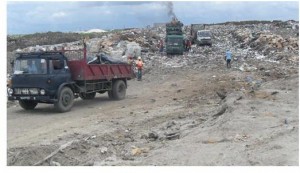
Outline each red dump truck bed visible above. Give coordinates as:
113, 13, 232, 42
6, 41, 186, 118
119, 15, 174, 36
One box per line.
64, 48, 134, 81
68, 60, 133, 81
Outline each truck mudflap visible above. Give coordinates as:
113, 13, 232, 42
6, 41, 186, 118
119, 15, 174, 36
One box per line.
8, 95, 57, 103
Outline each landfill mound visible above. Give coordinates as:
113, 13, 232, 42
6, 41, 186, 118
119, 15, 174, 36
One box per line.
7, 20, 299, 166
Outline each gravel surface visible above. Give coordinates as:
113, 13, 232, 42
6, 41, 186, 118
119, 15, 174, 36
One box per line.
7, 20, 299, 166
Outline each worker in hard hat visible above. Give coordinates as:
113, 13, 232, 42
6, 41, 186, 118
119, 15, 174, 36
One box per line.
136, 57, 144, 81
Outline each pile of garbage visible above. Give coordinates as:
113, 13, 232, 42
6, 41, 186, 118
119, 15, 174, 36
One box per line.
226, 22, 298, 64
7, 20, 299, 75
233, 30, 298, 53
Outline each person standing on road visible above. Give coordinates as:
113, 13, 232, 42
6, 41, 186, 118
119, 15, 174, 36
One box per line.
225, 49, 232, 68
136, 57, 144, 81
158, 39, 164, 54
127, 55, 135, 72
187, 39, 191, 51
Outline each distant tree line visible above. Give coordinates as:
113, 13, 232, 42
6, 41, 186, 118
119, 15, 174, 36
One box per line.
7, 31, 107, 52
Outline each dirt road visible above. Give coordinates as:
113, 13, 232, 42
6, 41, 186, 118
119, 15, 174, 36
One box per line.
7, 64, 298, 165
7, 19, 299, 166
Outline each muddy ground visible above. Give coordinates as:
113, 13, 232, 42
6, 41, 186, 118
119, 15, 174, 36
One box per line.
7, 52, 298, 166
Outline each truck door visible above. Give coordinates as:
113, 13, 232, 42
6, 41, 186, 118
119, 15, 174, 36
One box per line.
48, 58, 72, 91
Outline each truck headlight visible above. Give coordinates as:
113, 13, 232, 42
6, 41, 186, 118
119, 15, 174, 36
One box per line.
8, 88, 13, 95
40, 89, 45, 95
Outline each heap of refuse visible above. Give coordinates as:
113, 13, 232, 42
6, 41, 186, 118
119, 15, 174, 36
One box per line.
7, 20, 299, 75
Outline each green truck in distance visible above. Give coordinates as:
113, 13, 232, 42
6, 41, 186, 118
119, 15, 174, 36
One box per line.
165, 17, 184, 55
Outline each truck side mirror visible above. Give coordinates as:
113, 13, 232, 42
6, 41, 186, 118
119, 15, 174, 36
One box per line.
10, 60, 14, 69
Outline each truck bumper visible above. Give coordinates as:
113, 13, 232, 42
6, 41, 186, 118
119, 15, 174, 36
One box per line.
8, 95, 57, 103
166, 48, 183, 54
198, 40, 212, 46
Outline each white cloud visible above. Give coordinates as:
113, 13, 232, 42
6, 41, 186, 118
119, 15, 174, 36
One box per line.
103, 10, 112, 15
52, 12, 66, 18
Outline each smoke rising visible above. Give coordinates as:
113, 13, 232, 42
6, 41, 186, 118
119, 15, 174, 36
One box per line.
166, 1, 176, 19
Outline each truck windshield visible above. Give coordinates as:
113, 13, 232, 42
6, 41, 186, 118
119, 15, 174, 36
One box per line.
14, 59, 47, 75
198, 31, 211, 37
167, 38, 183, 46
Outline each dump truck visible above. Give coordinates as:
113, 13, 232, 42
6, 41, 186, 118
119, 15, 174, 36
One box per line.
196, 30, 212, 46
190, 24, 205, 44
165, 17, 184, 55
7, 45, 135, 112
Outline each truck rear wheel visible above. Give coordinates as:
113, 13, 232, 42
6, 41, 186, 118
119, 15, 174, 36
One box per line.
79, 92, 96, 100
19, 100, 38, 110
54, 87, 74, 113
108, 91, 113, 99
112, 80, 126, 100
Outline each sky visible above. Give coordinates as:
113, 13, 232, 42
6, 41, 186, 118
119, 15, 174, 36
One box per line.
7, 0, 299, 35
6, 0, 300, 35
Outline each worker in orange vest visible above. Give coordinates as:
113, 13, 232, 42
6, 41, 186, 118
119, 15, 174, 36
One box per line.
136, 57, 144, 81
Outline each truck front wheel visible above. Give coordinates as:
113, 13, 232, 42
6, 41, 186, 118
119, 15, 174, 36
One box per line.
112, 80, 126, 100
54, 87, 74, 113
19, 100, 38, 110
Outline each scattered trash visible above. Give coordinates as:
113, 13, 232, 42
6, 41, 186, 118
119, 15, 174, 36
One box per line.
166, 121, 176, 128
85, 135, 96, 141
100, 147, 108, 154
245, 76, 253, 83
234, 134, 249, 142
131, 148, 142, 156
216, 90, 227, 100
236, 96, 243, 100
148, 131, 159, 141
165, 132, 180, 140
239, 63, 257, 72
131, 146, 149, 156
50, 161, 61, 166
213, 104, 228, 117
271, 91, 279, 95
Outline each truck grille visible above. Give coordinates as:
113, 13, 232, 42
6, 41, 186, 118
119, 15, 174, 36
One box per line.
14, 88, 39, 95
